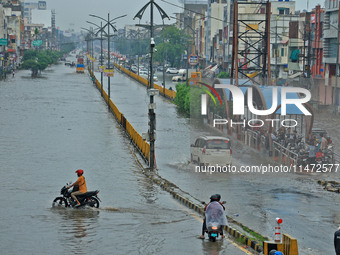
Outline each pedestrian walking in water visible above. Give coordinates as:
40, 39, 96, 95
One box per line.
335, 227, 340, 255
12, 70, 15, 77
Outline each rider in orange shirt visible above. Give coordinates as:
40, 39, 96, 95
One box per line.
67, 169, 87, 206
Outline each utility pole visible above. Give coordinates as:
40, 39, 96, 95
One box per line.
134, 0, 170, 169
162, 22, 166, 96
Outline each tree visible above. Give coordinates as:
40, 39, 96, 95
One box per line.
21, 59, 39, 77
21, 50, 61, 77
154, 26, 190, 68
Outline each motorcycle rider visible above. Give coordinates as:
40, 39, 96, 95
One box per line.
199, 194, 226, 239
66, 169, 87, 206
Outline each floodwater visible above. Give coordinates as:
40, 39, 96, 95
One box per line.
98, 62, 340, 254
0, 58, 247, 254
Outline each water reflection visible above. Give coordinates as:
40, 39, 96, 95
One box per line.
201, 239, 225, 255
51, 208, 99, 254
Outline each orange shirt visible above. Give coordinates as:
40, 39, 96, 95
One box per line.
75, 176, 87, 193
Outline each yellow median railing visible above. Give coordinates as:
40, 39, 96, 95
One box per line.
114, 63, 177, 100
88, 67, 150, 163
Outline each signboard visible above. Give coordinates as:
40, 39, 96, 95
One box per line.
104, 69, 114, 77
99, 65, 105, 72
188, 55, 199, 66
33, 40, 43, 46
189, 72, 201, 85
0, 38, 7, 46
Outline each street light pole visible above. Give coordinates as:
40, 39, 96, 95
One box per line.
89, 13, 127, 111
108, 13, 111, 109
100, 21, 103, 96
134, 0, 170, 169
86, 21, 106, 97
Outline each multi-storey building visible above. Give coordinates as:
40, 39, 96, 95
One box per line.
23, 1, 46, 24
323, 0, 340, 107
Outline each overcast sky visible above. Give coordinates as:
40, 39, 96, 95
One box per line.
45, 0, 324, 31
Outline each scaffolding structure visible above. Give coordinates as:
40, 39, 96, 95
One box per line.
231, 1, 271, 86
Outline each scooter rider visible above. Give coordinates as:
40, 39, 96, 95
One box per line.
66, 169, 87, 206
199, 194, 226, 239
269, 250, 284, 255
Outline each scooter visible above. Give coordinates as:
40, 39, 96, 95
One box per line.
202, 201, 227, 242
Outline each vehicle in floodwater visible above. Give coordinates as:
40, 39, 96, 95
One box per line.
53, 184, 101, 208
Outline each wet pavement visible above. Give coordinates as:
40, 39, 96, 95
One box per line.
98, 60, 340, 255
0, 58, 248, 254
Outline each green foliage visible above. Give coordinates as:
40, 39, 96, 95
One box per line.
174, 82, 190, 114
60, 42, 76, 54
22, 50, 37, 61
21, 50, 63, 76
217, 71, 230, 78
154, 26, 190, 68
21, 59, 39, 71
174, 82, 227, 118
190, 86, 205, 118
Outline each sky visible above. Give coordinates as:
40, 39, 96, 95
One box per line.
44, 0, 324, 32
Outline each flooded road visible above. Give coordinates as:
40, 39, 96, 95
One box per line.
0, 60, 247, 254
100, 63, 340, 254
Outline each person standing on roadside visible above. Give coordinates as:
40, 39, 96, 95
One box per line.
307, 139, 316, 165
320, 134, 328, 151
334, 227, 340, 255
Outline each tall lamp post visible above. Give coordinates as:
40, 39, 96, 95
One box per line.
89, 13, 127, 110
134, 0, 170, 170
81, 27, 95, 71
86, 20, 111, 97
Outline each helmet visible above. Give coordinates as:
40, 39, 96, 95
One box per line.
75, 169, 84, 175
210, 194, 221, 202
269, 250, 277, 255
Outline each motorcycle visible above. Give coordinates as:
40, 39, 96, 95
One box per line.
52, 184, 101, 208
202, 201, 228, 242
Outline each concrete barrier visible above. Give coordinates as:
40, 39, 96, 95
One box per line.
114, 63, 176, 100
263, 234, 298, 255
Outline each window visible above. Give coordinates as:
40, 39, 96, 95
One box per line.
281, 48, 284, 57
278, 8, 289, 15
